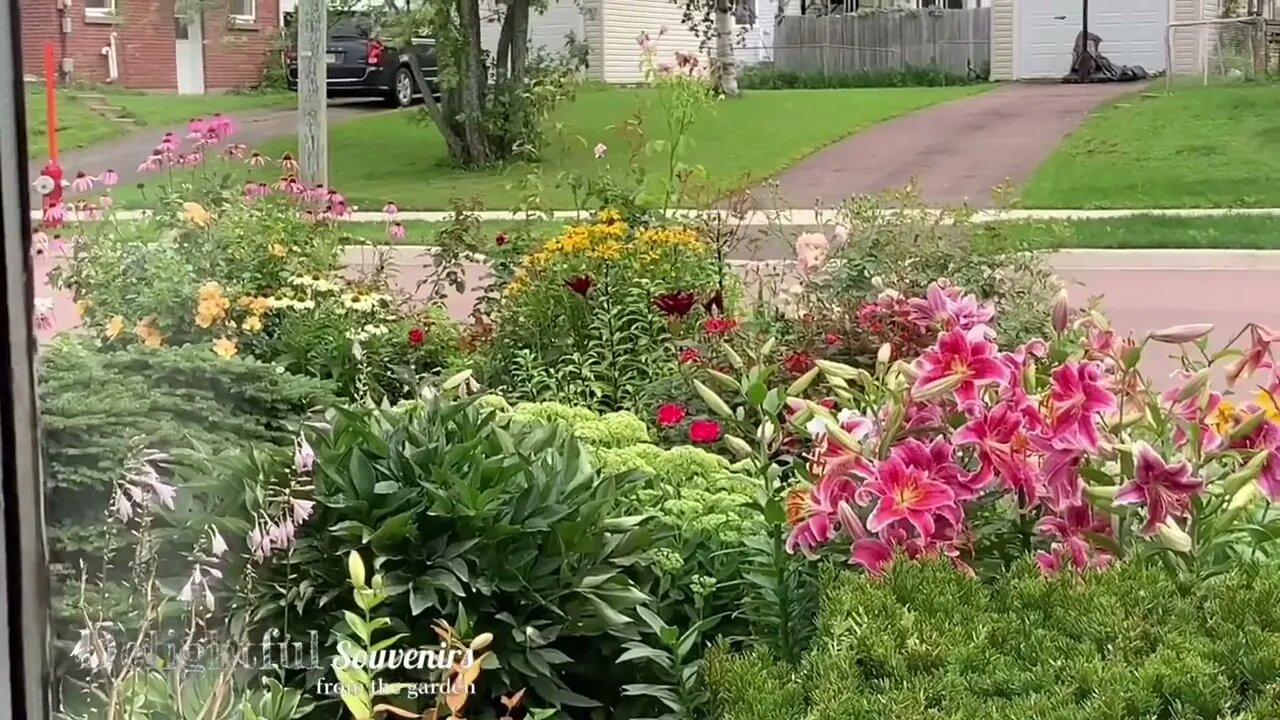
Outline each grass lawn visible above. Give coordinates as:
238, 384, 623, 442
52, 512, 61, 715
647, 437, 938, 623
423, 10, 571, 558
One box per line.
26, 88, 294, 159
1021, 84, 1280, 209
255, 85, 987, 210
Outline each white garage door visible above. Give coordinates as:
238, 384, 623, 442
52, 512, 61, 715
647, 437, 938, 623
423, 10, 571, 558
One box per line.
1017, 0, 1169, 79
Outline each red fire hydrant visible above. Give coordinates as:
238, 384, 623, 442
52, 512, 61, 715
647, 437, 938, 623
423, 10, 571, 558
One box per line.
34, 160, 64, 227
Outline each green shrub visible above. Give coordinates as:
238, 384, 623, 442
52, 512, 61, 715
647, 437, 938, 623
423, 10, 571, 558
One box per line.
262, 398, 654, 714
708, 559, 1280, 720
738, 65, 983, 89
38, 338, 334, 628
804, 189, 1059, 347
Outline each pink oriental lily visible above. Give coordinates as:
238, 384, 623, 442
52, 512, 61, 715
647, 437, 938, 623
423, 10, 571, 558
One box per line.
954, 402, 1039, 501
908, 281, 996, 333
1114, 442, 1204, 535
856, 455, 957, 539
1226, 323, 1280, 388
1161, 375, 1224, 454
911, 325, 1008, 406
1231, 418, 1280, 501
1045, 361, 1116, 451
785, 475, 859, 559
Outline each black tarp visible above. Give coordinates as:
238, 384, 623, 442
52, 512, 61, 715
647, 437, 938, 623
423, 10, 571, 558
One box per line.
1062, 30, 1152, 83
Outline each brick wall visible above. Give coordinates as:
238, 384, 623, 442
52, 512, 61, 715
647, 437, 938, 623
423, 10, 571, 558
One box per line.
20, 0, 280, 91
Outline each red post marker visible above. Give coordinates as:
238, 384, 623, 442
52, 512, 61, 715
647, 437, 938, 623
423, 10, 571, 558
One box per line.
35, 41, 65, 227
44, 41, 57, 163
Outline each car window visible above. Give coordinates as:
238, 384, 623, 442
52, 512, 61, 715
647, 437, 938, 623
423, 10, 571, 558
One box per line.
329, 13, 372, 38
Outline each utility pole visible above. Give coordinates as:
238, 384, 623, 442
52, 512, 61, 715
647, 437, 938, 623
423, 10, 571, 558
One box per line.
297, 0, 328, 186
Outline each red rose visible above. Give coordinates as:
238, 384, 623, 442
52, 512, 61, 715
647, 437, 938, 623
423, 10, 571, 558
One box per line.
782, 351, 814, 375
678, 348, 702, 365
689, 418, 722, 444
496, 232, 509, 246
656, 403, 688, 428
702, 317, 738, 337
566, 275, 594, 297
825, 333, 842, 346
408, 327, 426, 346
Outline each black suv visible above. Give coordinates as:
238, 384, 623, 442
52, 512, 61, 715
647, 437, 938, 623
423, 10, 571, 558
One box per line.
284, 12, 439, 107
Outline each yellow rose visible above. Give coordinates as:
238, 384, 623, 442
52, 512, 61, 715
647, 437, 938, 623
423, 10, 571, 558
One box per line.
104, 315, 124, 341
242, 315, 263, 333
134, 318, 164, 348
183, 202, 212, 228
211, 337, 238, 359
269, 243, 288, 258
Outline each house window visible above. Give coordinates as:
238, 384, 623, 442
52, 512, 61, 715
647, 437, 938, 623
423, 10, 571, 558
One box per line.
734, 0, 757, 26
230, 0, 255, 22
84, 0, 116, 17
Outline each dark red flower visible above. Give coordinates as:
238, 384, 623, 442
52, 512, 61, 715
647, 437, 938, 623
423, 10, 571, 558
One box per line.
703, 317, 737, 336
825, 333, 842, 346
689, 418, 722, 444
654, 291, 698, 318
782, 351, 815, 375
656, 403, 688, 428
408, 327, 426, 346
566, 275, 594, 297
679, 348, 702, 365
496, 232, 509, 247
819, 398, 837, 410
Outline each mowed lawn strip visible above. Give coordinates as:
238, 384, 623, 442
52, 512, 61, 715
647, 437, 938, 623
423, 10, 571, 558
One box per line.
258, 85, 989, 210
27, 89, 294, 159
1021, 84, 1280, 209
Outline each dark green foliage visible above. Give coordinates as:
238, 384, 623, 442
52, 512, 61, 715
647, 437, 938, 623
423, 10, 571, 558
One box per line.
264, 398, 654, 716
38, 339, 335, 623
707, 559, 1280, 720
737, 65, 984, 90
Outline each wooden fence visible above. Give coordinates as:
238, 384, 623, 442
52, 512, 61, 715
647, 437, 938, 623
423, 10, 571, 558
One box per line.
774, 8, 991, 76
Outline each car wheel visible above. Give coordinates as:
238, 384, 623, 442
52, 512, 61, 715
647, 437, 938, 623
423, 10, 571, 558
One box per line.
389, 66, 415, 107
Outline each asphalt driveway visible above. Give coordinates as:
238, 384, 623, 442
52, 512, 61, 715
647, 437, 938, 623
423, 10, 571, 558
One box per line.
764, 81, 1149, 209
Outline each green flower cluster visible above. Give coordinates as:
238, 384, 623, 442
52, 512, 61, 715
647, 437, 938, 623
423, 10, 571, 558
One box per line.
596, 444, 760, 541
510, 402, 650, 448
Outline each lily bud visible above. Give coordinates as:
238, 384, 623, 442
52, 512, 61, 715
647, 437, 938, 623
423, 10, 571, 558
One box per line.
470, 632, 494, 651
1174, 368, 1212, 404
876, 343, 893, 367
1148, 323, 1214, 344
1051, 289, 1070, 334
441, 368, 474, 391
348, 551, 367, 588
756, 419, 776, 446
1084, 484, 1119, 499
723, 434, 754, 458
706, 369, 741, 391
1228, 410, 1268, 443
814, 359, 862, 381
1156, 521, 1193, 553
693, 380, 735, 419
786, 366, 820, 396
913, 374, 963, 402
1223, 450, 1269, 495
1228, 480, 1262, 512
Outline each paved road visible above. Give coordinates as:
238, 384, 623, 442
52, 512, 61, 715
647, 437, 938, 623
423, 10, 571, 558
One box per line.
762, 82, 1147, 209
29, 99, 390, 207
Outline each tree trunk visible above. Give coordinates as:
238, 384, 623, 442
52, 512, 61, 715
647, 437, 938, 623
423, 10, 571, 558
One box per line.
406, 53, 467, 161
509, 0, 530, 82
495, 2, 514, 83
456, 0, 490, 164
714, 0, 740, 96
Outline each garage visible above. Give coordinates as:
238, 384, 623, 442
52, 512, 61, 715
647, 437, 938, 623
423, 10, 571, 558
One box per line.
1014, 0, 1169, 78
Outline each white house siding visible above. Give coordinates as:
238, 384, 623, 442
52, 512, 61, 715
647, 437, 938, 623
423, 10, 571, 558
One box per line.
990, 0, 1013, 79
479, 0, 587, 61
600, 0, 706, 83
583, 0, 606, 80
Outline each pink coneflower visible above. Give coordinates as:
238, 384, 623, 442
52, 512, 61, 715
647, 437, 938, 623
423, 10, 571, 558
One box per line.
99, 168, 119, 187
187, 117, 208, 140
247, 151, 268, 167
31, 230, 49, 256
77, 202, 102, 221
224, 143, 247, 158
382, 201, 399, 219
184, 152, 204, 166
209, 113, 234, 138
280, 152, 299, 174
70, 171, 94, 193
157, 133, 180, 154
387, 222, 406, 240
137, 152, 163, 173
43, 202, 66, 225
98, 194, 114, 210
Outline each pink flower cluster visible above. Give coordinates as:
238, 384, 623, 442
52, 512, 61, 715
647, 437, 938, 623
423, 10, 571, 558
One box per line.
783, 282, 1279, 578
249, 436, 318, 562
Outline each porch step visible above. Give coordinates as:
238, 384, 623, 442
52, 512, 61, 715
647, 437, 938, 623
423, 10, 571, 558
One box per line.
109, 117, 137, 124
88, 104, 125, 112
